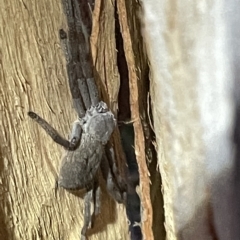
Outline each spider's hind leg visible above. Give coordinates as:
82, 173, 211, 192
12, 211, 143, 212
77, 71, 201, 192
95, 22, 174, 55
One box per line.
81, 189, 93, 240
91, 180, 101, 227
101, 146, 127, 204
81, 181, 101, 240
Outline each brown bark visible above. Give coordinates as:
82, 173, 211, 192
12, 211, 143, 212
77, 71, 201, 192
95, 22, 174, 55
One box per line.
0, 0, 129, 239
117, 1, 162, 239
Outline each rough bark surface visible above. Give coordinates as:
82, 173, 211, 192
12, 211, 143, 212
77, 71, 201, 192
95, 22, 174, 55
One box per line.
117, 1, 154, 240
0, 0, 129, 239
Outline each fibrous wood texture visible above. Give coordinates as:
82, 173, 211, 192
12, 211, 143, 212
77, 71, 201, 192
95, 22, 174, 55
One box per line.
141, 0, 240, 239
0, 0, 129, 239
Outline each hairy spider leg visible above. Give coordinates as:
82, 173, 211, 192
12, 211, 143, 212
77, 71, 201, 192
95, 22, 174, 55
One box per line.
101, 148, 127, 204
59, 1, 88, 116
61, 0, 75, 25
81, 180, 101, 240
70, 0, 100, 108
86, 77, 100, 106
81, 189, 94, 240
93, 182, 101, 216
28, 112, 80, 150
73, 0, 94, 110
59, 28, 85, 117
28, 111, 70, 148
77, 48, 100, 108
72, 0, 92, 37
77, 78, 92, 109
61, 0, 100, 113
108, 147, 128, 192
69, 119, 82, 145
59, 28, 86, 118
91, 180, 101, 228
75, 26, 100, 107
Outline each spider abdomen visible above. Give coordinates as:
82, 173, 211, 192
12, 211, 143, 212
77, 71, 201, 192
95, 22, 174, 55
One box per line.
58, 133, 103, 190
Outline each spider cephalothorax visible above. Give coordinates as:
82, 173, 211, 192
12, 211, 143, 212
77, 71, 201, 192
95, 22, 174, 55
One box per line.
81, 101, 117, 144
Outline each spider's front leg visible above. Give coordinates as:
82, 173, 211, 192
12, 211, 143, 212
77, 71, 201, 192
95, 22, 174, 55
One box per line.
27, 112, 81, 151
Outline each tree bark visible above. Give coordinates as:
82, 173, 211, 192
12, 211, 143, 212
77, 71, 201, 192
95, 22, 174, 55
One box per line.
0, 0, 133, 239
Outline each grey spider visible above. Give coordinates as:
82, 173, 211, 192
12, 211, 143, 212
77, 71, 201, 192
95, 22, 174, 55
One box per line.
28, 99, 126, 239
28, 1, 126, 239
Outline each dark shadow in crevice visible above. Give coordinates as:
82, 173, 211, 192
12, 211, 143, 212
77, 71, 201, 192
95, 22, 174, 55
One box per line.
115, 0, 166, 239
115, 4, 142, 240
115, 10, 130, 122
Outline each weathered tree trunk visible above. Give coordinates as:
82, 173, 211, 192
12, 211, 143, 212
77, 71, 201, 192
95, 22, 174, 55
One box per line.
0, 0, 137, 239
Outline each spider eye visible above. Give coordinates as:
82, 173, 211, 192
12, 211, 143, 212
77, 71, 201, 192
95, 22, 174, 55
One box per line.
96, 101, 108, 113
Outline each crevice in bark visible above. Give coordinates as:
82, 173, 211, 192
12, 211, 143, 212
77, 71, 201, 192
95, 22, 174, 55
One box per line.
115, 4, 142, 239
116, 0, 166, 239
115, 11, 130, 121
141, 75, 166, 240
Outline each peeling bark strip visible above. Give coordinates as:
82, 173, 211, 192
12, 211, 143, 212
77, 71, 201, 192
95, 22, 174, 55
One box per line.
117, 1, 154, 240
